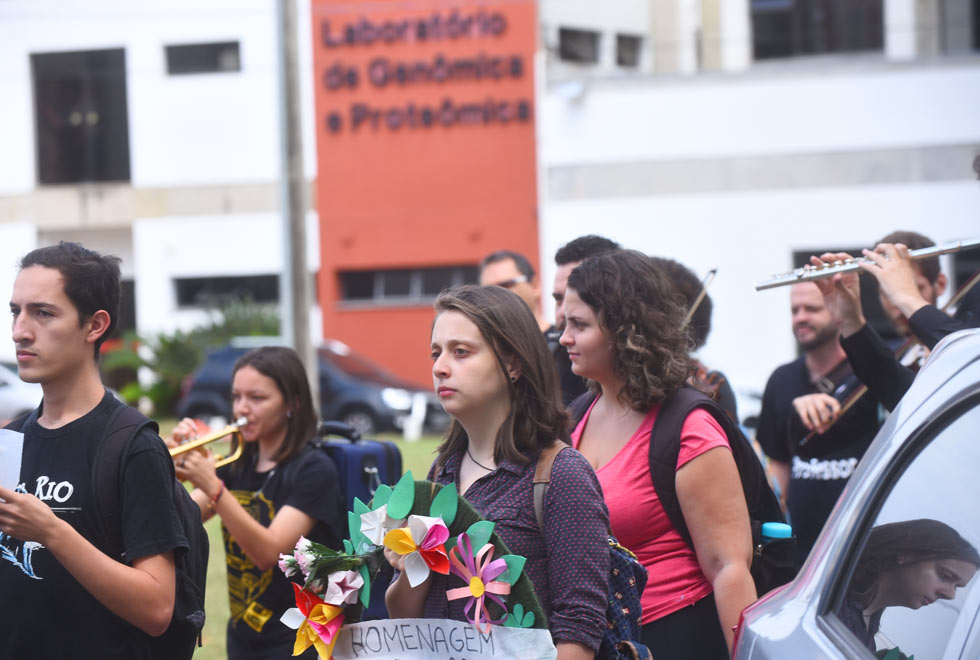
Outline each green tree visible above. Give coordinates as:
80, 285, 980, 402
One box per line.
103, 298, 280, 416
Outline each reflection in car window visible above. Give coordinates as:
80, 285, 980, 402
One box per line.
833, 404, 980, 659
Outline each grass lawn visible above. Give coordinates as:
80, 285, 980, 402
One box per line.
167, 421, 443, 660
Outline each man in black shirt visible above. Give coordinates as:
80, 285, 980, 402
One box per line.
0, 242, 186, 659
756, 282, 880, 564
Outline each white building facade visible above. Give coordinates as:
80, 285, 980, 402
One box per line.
537, 0, 980, 406
0, 0, 978, 409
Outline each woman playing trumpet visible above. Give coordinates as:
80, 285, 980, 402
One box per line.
169, 346, 345, 660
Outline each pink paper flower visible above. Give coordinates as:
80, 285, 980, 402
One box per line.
323, 569, 365, 606
446, 532, 511, 633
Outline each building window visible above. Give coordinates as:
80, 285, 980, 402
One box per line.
174, 274, 279, 307
339, 266, 478, 304
165, 42, 241, 75
558, 28, 601, 64
616, 34, 643, 67
31, 48, 131, 185
751, 0, 883, 60
974, 0, 980, 49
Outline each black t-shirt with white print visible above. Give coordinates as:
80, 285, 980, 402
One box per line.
0, 391, 187, 660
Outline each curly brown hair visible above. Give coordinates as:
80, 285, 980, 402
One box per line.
433, 285, 569, 465
567, 250, 695, 412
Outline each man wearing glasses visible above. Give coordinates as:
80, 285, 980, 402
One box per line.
478, 250, 551, 334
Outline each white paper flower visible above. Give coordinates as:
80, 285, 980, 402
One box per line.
359, 503, 402, 546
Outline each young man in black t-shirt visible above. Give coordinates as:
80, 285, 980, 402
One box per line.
0, 242, 186, 659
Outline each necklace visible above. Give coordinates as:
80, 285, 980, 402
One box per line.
466, 447, 495, 472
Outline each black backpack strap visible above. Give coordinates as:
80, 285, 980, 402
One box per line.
648, 385, 781, 549
6, 408, 38, 433
90, 404, 161, 561
567, 391, 597, 426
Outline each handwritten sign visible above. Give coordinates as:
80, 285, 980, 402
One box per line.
332, 619, 556, 660
0, 429, 24, 490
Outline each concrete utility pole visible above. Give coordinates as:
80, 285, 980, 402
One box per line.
276, 0, 320, 410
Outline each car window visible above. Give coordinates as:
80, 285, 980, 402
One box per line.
830, 400, 980, 659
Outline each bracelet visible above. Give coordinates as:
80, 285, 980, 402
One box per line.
210, 480, 225, 506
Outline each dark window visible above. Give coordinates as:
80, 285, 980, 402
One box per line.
339, 266, 478, 304
174, 274, 279, 307
558, 28, 600, 63
974, 0, 980, 49
752, 0, 883, 60
617, 34, 643, 67
165, 42, 241, 75
31, 48, 131, 184
421, 267, 457, 296
116, 279, 137, 337
383, 269, 413, 297
341, 271, 375, 300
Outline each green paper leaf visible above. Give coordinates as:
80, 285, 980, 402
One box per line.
343, 539, 354, 555
503, 603, 533, 628
371, 484, 393, 509
465, 521, 495, 551
353, 497, 370, 516
358, 563, 371, 607
429, 483, 458, 526
386, 471, 416, 519
444, 535, 457, 554
348, 511, 366, 550
498, 554, 526, 585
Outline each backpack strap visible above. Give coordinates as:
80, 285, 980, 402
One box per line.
567, 391, 597, 427
90, 404, 161, 561
6, 408, 38, 433
648, 385, 782, 550
532, 440, 570, 535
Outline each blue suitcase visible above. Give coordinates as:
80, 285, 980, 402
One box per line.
315, 421, 401, 620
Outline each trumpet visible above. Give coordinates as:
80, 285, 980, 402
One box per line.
170, 417, 248, 469
755, 237, 980, 291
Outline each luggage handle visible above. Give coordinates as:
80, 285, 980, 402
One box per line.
316, 420, 362, 442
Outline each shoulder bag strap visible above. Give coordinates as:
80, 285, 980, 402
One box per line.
532, 440, 570, 536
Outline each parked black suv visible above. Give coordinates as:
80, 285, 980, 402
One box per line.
176, 339, 448, 436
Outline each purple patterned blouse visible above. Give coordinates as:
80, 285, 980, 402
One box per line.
420, 446, 610, 651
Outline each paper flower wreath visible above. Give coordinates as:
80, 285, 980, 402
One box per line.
383, 514, 450, 587
446, 532, 512, 633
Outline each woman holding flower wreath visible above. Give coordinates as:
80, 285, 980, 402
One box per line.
384, 285, 610, 660
169, 346, 345, 660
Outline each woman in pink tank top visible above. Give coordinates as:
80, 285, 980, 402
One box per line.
560, 250, 756, 659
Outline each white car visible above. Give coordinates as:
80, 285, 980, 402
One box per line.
735, 329, 980, 660
0, 362, 42, 424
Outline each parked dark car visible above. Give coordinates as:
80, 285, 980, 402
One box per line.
735, 329, 980, 660
176, 339, 448, 436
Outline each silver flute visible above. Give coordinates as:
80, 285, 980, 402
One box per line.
755, 237, 980, 291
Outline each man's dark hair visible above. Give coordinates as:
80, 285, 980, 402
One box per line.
554, 235, 621, 266
878, 230, 940, 284
650, 257, 712, 350
20, 241, 121, 358
479, 250, 535, 281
